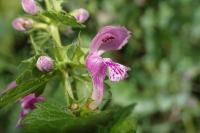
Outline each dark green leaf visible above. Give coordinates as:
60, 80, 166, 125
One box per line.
40, 11, 85, 28
16, 56, 40, 84
98, 104, 137, 133
0, 72, 54, 109
21, 102, 136, 133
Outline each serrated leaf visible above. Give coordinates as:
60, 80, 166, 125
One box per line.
21, 102, 136, 133
0, 72, 54, 109
21, 101, 111, 133
16, 56, 40, 84
40, 11, 85, 28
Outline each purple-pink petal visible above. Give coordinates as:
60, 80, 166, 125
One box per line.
17, 93, 44, 127
86, 26, 131, 109
12, 18, 33, 31
20, 94, 44, 109
90, 26, 131, 54
22, 0, 40, 15
86, 54, 107, 109
16, 109, 29, 128
72, 8, 89, 23
36, 56, 54, 72
103, 58, 130, 82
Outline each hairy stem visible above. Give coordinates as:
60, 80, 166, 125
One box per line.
45, 0, 51, 10
62, 71, 74, 102
45, 0, 75, 106
50, 25, 75, 102
30, 35, 39, 55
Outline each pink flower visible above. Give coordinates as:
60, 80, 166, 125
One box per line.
72, 8, 89, 23
22, 0, 40, 15
12, 18, 33, 31
86, 26, 131, 109
36, 56, 54, 72
16, 93, 44, 127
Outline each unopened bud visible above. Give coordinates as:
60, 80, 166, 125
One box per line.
71, 8, 89, 23
36, 56, 54, 72
22, 0, 40, 15
12, 18, 33, 31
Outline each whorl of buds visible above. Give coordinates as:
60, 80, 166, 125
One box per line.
22, 0, 40, 15
71, 8, 90, 23
12, 18, 33, 31
36, 56, 54, 72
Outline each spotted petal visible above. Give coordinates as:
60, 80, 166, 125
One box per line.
90, 26, 131, 54
104, 58, 130, 82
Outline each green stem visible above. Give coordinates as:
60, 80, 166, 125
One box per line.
49, 25, 63, 62
45, 0, 74, 106
45, 0, 51, 10
49, 25, 75, 102
62, 71, 74, 102
33, 23, 48, 30
30, 35, 39, 55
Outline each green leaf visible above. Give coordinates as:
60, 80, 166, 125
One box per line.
99, 84, 112, 110
98, 104, 137, 133
16, 56, 40, 84
21, 102, 136, 133
22, 101, 74, 133
74, 75, 92, 104
109, 115, 137, 133
16, 55, 56, 85
65, 43, 89, 66
0, 72, 54, 109
21, 101, 111, 133
0, 56, 56, 108
29, 30, 51, 54
40, 11, 85, 28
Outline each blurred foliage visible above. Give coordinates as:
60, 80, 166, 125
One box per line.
0, 0, 200, 133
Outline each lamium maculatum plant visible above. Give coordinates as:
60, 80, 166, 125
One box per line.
0, 0, 136, 132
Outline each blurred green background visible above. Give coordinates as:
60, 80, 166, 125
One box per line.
0, 0, 200, 133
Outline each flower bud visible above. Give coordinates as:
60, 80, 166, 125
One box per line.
12, 18, 33, 31
22, 0, 40, 15
71, 8, 89, 23
36, 56, 54, 72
